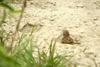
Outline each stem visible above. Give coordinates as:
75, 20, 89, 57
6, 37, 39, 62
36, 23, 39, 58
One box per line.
10, 0, 27, 53
0, 8, 6, 26
16, 0, 27, 32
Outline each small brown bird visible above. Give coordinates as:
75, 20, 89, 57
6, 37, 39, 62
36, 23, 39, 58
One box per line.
61, 30, 74, 44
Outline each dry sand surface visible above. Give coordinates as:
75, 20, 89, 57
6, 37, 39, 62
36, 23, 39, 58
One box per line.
1, 0, 100, 67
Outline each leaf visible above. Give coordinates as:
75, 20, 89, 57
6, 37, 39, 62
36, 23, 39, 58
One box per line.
0, 2, 15, 11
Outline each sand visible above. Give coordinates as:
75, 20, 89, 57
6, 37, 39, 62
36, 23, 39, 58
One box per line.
1, 0, 100, 67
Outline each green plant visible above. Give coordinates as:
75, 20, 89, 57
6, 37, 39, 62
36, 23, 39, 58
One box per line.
0, 44, 21, 67
36, 40, 66, 67
11, 35, 67, 67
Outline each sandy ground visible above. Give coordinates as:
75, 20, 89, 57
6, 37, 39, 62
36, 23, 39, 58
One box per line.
1, 0, 100, 67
